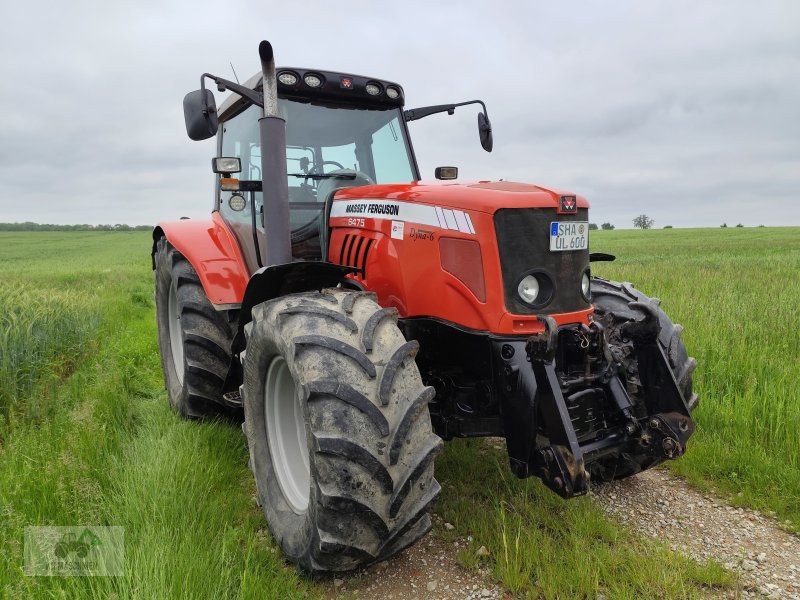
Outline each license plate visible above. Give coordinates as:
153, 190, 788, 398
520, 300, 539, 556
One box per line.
550, 221, 589, 252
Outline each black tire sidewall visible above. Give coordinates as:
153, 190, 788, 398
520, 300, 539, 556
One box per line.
154, 240, 191, 416
242, 317, 317, 569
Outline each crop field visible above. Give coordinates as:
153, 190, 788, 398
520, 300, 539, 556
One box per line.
0, 227, 797, 598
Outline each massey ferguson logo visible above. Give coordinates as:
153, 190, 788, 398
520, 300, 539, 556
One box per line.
340, 77, 353, 89
560, 195, 577, 214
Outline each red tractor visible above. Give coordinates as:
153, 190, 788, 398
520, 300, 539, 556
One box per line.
155, 41, 697, 573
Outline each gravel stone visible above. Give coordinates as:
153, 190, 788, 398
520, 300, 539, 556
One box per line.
592, 468, 800, 599
323, 526, 503, 600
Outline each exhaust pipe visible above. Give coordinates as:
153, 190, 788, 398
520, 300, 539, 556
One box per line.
257, 40, 292, 266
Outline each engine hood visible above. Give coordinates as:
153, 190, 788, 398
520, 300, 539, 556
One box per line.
332, 180, 589, 214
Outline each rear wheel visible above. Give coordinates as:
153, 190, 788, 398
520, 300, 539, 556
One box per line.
242, 289, 442, 573
154, 237, 237, 418
589, 277, 698, 481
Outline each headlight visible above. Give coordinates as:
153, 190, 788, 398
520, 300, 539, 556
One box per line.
365, 83, 382, 96
386, 86, 400, 99
581, 271, 590, 301
518, 275, 540, 304
516, 271, 554, 308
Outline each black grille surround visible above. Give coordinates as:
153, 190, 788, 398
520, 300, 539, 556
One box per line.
494, 208, 590, 315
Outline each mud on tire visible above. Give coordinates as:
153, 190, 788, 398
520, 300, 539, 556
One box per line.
241, 289, 442, 573
154, 237, 237, 418
589, 277, 698, 481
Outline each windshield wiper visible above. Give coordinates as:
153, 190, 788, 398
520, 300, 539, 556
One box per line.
287, 172, 356, 180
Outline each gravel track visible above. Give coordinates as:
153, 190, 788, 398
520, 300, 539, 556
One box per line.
277, 267, 793, 598
323, 458, 799, 599
593, 469, 800, 599
322, 517, 505, 600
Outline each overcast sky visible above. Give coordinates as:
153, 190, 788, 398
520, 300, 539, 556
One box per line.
1, 1, 797, 228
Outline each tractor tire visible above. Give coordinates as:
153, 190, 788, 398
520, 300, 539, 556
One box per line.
241, 289, 443, 573
589, 277, 698, 482
154, 237, 237, 418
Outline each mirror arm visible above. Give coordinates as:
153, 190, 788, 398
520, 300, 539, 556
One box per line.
201, 73, 264, 109
404, 99, 488, 122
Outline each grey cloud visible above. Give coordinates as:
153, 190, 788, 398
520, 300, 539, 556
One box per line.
1, 0, 797, 227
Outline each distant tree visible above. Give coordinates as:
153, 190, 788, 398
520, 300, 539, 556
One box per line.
632, 215, 654, 230
736, 223, 744, 228
663, 225, 673, 229
758, 224, 765, 228
601, 222, 615, 230
720, 223, 727, 228
588, 223, 599, 230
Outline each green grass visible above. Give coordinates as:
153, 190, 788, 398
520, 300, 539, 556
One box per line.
590, 227, 800, 531
0, 235, 106, 432
0, 232, 315, 598
2, 227, 795, 597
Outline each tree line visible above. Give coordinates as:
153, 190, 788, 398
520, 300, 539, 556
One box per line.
0, 223, 152, 232
588, 223, 615, 230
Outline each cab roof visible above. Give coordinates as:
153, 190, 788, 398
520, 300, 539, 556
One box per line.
218, 68, 405, 122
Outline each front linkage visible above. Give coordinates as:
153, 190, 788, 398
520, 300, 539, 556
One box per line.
495, 308, 695, 498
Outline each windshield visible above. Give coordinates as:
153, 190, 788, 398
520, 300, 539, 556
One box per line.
281, 99, 416, 183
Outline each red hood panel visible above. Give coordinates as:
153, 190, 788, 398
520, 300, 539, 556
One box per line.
332, 180, 589, 213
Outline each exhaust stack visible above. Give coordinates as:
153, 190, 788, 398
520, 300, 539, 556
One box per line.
257, 40, 292, 266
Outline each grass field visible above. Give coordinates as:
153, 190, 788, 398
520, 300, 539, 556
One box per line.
1, 227, 796, 597
590, 227, 800, 531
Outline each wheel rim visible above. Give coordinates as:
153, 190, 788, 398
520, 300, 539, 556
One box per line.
168, 282, 185, 384
265, 356, 310, 514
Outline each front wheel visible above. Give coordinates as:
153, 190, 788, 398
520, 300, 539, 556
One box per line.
241, 290, 442, 573
589, 277, 698, 481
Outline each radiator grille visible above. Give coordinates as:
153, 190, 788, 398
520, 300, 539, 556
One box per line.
493, 208, 590, 315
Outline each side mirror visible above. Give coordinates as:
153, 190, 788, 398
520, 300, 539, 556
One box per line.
183, 89, 218, 141
478, 112, 493, 152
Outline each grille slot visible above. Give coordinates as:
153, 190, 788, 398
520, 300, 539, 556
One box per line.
339, 234, 373, 278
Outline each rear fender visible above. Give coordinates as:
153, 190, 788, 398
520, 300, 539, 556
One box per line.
152, 212, 249, 307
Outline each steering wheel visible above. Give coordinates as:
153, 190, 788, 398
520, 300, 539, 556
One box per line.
309, 160, 345, 175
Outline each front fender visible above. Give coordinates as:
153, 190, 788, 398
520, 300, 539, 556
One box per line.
152, 211, 249, 306
231, 262, 355, 354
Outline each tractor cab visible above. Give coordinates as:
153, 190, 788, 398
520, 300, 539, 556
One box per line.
210, 70, 418, 271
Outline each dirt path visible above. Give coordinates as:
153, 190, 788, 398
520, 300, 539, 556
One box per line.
323, 456, 799, 599
592, 469, 800, 599
322, 515, 505, 600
